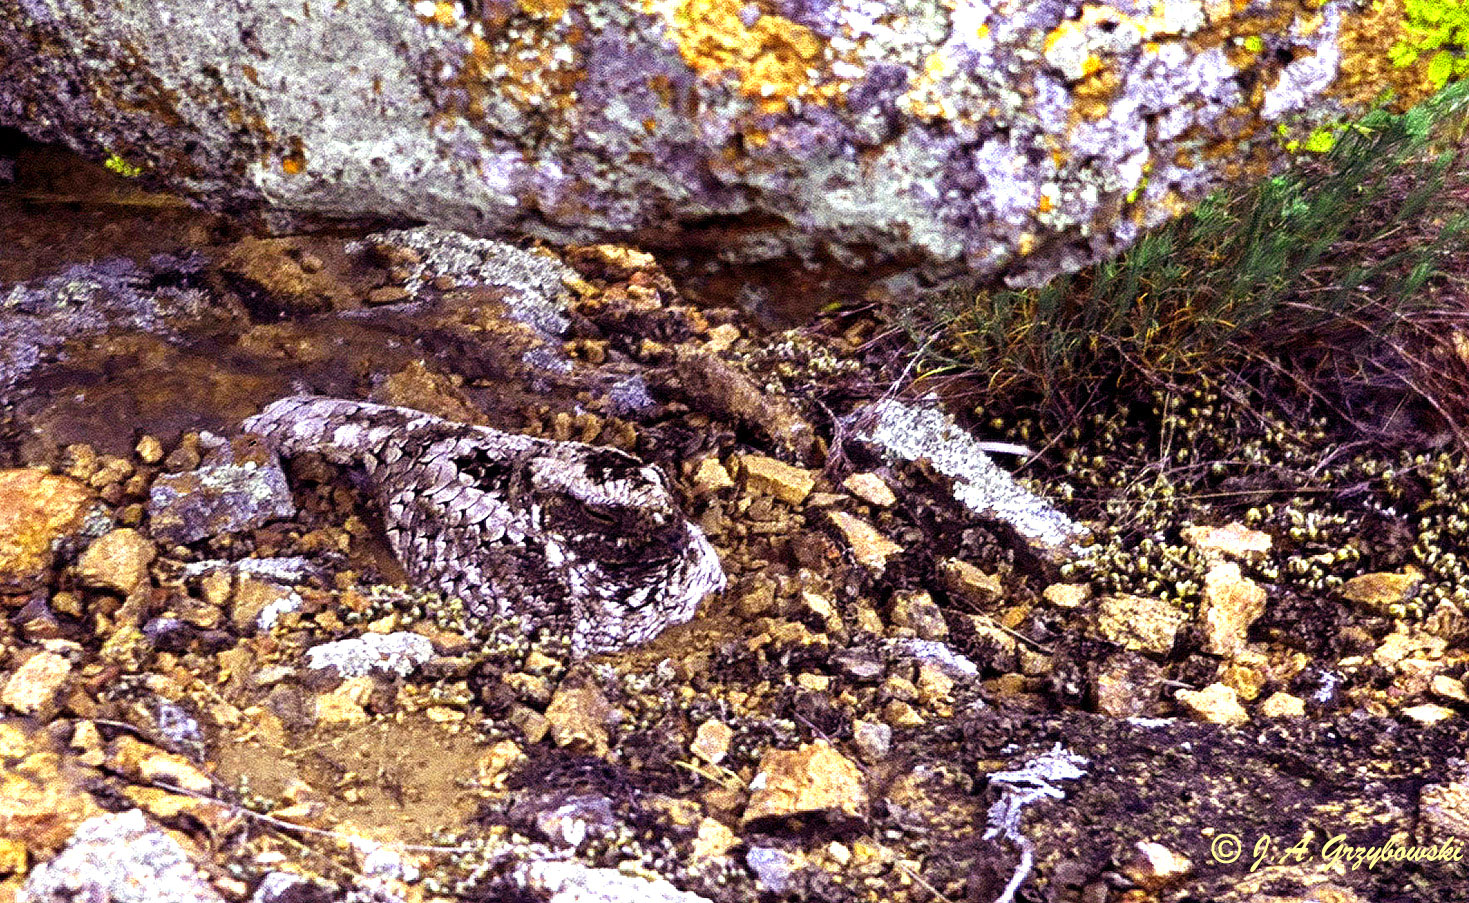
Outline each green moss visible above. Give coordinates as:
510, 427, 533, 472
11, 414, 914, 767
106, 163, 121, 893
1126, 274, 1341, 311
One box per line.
1391, 0, 1469, 88
103, 152, 142, 178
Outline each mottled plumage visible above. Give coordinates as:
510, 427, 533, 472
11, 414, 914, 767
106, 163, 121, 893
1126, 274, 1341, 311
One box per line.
244, 396, 725, 655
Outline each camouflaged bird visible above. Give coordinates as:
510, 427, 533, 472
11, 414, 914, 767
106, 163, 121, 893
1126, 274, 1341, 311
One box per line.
244, 396, 725, 656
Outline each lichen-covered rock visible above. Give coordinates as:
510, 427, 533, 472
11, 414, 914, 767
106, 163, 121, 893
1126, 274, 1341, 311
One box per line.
1, 0, 1452, 301
19, 809, 226, 903
146, 434, 295, 545
0, 469, 96, 587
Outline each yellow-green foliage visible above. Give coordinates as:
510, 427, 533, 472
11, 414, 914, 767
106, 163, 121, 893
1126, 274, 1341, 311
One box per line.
1391, 0, 1469, 88
103, 152, 142, 178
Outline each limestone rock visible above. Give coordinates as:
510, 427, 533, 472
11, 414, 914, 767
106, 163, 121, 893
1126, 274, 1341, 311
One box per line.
1181, 523, 1273, 561
544, 682, 614, 756
146, 435, 295, 545
2, 652, 72, 716
827, 511, 901, 573
1198, 561, 1268, 656
888, 590, 948, 641
1174, 682, 1249, 726
936, 558, 1004, 607
1097, 594, 1186, 656
0, 469, 95, 586
1340, 567, 1425, 617
842, 473, 896, 508
1258, 692, 1306, 719
77, 528, 155, 596
18, 809, 226, 903
691, 720, 733, 766
0, 0, 1443, 302
744, 740, 867, 826
738, 456, 816, 507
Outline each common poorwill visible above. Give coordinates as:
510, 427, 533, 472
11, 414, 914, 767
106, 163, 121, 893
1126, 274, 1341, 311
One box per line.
244, 396, 725, 655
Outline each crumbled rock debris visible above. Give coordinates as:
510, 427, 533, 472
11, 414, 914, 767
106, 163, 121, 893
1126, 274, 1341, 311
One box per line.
1, 218, 1468, 903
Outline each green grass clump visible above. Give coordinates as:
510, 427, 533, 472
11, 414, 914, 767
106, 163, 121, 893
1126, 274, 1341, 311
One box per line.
922, 78, 1469, 447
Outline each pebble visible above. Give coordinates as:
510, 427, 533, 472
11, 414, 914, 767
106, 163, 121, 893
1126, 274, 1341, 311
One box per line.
1198, 561, 1267, 656
1430, 674, 1469, 705
1174, 682, 1248, 726
888, 590, 948, 641
314, 676, 374, 726
134, 436, 165, 464
1097, 594, 1186, 656
0, 469, 96, 585
1181, 523, 1272, 561
1122, 841, 1193, 891
937, 558, 1004, 607
1257, 692, 1306, 719
146, 435, 296, 545
852, 720, 892, 763
544, 682, 614, 756
691, 720, 733, 765
2, 651, 73, 716
739, 455, 816, 506
1340, 567, 1425, 617
1402, 703, 1457, 725
1042, 582, 1091, 609
743, 740, 868, 825
77, 528, 155, 596
827, 511, 902, 573
841, 472, 896, 507
692, 457, 735, 494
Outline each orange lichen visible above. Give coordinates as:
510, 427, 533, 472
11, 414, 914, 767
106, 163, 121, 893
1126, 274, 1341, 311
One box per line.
664, 0, 835, 112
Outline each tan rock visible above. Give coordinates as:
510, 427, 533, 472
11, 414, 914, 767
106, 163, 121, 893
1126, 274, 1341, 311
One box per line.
77, 528, 155, 596
1341, 567, 1424, 617
1175, 683, 1248, 726
107, 735, 212, 793
740, 455, 816, 506
545, 682, 614, 755
1181, 523, 1272, 561
476, 740, 527, 790
1431, 674, 1469, 705
1257, 692, 1306, 719
1093, 652, 1163, 718
1218, 652, 1269, 702
1122, 841, 1192, 891
827, 511, 901, 572
842, 472, 896, 508
692, 817, 739, 863
1042, 582, 1091, 609
1402, 703, 1457, 725
134, 435, 165, 465
509, 706, 550, 744
0, 752, 103, 858
2, 651, 72, 716
888, 590, 948, 641
0, 469, 95, 585
315, 677, 374, 727
1418, 780, 1469, 842
743, 741, 867, 825
692, 458, 735, 494
937, 558, 1004, 607
1199, 561, 1267, 656
1097, 594, 1186, 656
691, 720, 733, 765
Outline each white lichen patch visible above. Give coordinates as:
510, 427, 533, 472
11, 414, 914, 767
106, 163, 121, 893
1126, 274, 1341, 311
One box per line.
304, 631, 435, 678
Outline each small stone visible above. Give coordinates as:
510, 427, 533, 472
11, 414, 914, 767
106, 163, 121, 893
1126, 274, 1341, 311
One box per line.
740, 456, 815, 506
1402, 703, 1457, 725
77, 528, 155, 596
842, 472, 896, 507
743, 740, 868, 825
1181, 523, 1272, 561
1257, 692, 1306, 719
937, 558, 1004, 607
692, 817, 738, 863
1198, 561, 1267, 656
1042, 583, 1091, 609
146, 436, 295, 545
1092, 652, 1163, 718
366, 285, 412, 305
1174, 682, 1248, 726
107, 735, 212, 794
1122, 841, 1192, 891
882, 699, 925, 727
796, 672, 831, 692
746, 847, 803, 895
1418, 781, 1469, 842
0, 469, 95, 586
314, 677, 373, 726
888, 590, 948, 641
1431, 674, 1469, 705
545, 682, 614, 755
827, 511, 902, 572
509, 706, 550, 744
1097, 594, 1186, 656
703, 323, 741, 353
1218, 651, 1269, 702
134, 436, 165, 464
692, 458, 735, 494
916, 663, 954, 703
691, 720, 733, 765
231, 577, 300, 634
852, 720, 891, 763
1341, 567, 1425, 617
476, 740, 527, 789
2, 651, 72, 715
